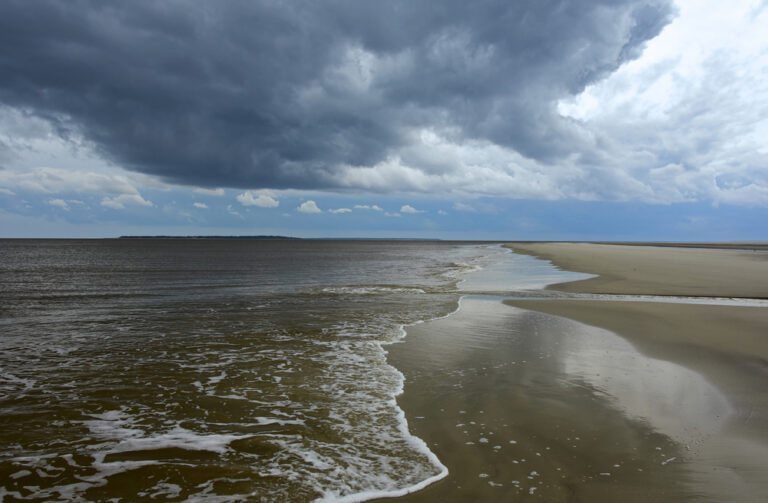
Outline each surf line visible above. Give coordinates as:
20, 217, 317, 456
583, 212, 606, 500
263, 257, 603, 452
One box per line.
325, 296, 472, 503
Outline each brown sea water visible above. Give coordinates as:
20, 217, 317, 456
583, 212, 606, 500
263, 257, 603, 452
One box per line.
0, 239, 503, 502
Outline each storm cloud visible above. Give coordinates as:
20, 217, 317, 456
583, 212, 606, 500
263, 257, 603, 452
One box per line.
0, 0, 675, 192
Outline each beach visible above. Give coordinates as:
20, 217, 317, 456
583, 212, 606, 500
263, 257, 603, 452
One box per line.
386, 242, 768, 501
3, 240, 767, 501
507, 242, 768, 298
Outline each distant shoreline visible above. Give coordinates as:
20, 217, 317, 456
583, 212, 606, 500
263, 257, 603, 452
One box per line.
117, 235, 301, 240
115, 236, 450, 241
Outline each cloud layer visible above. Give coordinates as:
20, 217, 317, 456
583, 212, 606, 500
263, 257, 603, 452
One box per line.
0, 1, 674, 192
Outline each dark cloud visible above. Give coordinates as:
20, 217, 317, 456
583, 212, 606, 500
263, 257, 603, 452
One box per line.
0, 0, 674, 190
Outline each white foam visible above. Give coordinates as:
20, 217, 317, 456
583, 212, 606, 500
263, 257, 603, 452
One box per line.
5, 454, 163, 503
317, 299, 480, 501
260, 289, 469, 502
254, 417, 304, 426
213, 393, 248, 400
322, 286, 427, 295
138, 482, 182, 499
107, 427, 251, 455
207, 371, 227, 385
83, 411, 252, 455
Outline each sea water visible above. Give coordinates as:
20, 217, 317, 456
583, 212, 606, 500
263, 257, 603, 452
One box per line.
0, 239, 506, 502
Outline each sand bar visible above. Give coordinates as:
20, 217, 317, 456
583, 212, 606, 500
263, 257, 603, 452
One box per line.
506, 242, 768, 298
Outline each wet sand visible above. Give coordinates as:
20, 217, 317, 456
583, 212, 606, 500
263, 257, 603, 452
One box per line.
385, 243, 768, 502
502, 243, 768, 500
388, 299, 703, 501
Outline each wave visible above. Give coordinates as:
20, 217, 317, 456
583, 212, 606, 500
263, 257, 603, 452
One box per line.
321, 285, 428, 295
0, 242, 503, 502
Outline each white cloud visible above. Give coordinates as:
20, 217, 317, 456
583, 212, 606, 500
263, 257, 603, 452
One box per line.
0, 166, 148, 196
0, 187, 15, 195
0, 164, 166, 213
101, 194, 153, 210
48, 198, 69, 210
555, 0, 768, 206
400, 204, 424, 214
193, 202, 208, 209
0, 110, 173, 201
236, 190, 279, 208
329, 207, 352, 214
194, 187, 226, 196
226, 204, 241, 217
354, 204, 383, 211
438, 209, 448, 215
384, 212, 401, 217
453, 202, 476, 212
297, 200, 322, 213
333, 137, 564, 200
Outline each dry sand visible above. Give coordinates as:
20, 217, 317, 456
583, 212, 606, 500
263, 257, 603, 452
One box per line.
384, 242, 768, 502
507, 242, 768, 298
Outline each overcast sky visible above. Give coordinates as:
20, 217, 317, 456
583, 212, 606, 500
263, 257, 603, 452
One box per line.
1, 0, 766, 239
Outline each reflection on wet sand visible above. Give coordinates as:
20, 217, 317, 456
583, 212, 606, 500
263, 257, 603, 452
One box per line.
557, 314, 730, 447
386, 297, 765, 502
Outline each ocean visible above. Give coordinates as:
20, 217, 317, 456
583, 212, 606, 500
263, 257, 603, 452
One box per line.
0, 239, 532, 502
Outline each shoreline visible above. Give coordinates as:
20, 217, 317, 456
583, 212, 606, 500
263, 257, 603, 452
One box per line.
383, 242, 768, 501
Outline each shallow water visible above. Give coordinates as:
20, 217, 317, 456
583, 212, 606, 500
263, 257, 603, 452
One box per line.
458, 249, 594, 294
0, 239, 500, 502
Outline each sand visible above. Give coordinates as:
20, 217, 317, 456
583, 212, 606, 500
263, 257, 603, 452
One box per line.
383, 242, 768, 502
387, 299, 698, 501
504, 242, 768, 501
506, 242, 768, 298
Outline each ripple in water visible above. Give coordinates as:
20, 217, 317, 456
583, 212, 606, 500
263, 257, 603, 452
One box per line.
0, 239, 504, 501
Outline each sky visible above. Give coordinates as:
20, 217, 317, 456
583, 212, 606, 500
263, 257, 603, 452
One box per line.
1, 0, 767, 240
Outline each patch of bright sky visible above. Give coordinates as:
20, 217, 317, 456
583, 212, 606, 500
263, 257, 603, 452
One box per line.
558, 0, 768, 125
